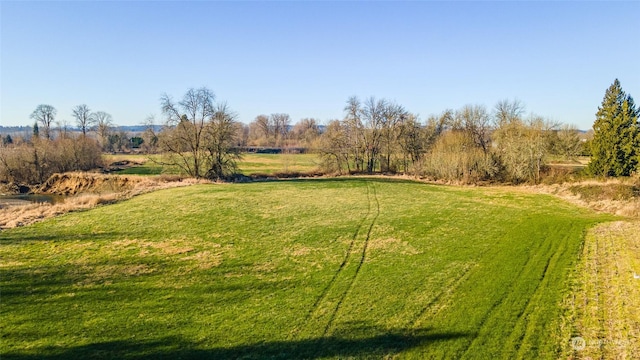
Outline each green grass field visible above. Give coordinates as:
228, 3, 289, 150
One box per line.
0, 179, 613, 359
105, 153, 320, 176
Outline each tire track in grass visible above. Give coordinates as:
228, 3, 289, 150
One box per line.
408, 226, 498, 331
508, 224, 576, 358
410, 264, 474, 329
459, 226, 553, 358
322, 181, 380, 337
290, 180, 374, 339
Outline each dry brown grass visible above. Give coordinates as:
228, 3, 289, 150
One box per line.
521, 178, 640, 218
560, 221, 640, 359
0, 172, 203, 229
367, 237, 421, 256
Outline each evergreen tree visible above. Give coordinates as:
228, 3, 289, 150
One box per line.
33, 122, 40, 138
588, 79, 640, 176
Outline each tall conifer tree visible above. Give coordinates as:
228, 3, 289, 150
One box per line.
589, 79, 640, 176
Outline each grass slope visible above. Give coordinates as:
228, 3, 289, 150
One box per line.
0, 179, 611, 359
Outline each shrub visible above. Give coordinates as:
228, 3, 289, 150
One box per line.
0, 136, 103, 186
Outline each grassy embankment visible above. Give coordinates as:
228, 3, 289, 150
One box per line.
1, 178, 616, 359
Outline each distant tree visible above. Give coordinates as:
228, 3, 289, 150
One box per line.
107, 129, 131, 152
456, 104, 492, 153
130, 137, 144, 148
361, 97, 386, 173
380, 101, 407, 172
32, 122, 40, 139
552, 124, 583, 160
344, 96, 365, 172
204, 103, 241, 179
30, 104, 56, 139
141, 115, 159, 153
3, 135, 13, 145
270, 113, 291, 146
292, 118, 320, 147
588, 79, 640, 176
56, 119, 72, 139
493, 114, 556, 183
72, 104, 94, 136
397, 114, 425, 173
320, 119, 350, 173
254, 114, 272, 142
93, 111, 114, 150
494, 99, 525, 127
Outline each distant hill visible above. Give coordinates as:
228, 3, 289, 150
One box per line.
0, 125, 163, 135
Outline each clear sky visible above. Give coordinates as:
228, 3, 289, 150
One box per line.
1, 1, 639, 129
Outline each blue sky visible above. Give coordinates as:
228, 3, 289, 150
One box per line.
1, 1, 639, 129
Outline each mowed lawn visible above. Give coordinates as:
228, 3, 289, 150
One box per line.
0, 179, 612, 359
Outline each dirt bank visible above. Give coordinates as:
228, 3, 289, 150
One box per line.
0, 172, 203, 229
36, 172, 145, 195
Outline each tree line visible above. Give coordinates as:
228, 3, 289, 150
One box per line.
2, 80, 637, 186
1, 103, 146, 186
319, 98, 584, 183
28, 103, 149, 153
319, 79, 638, 183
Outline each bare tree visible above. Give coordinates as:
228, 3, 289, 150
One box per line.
344, 96, 364, 172
159, 87, 215, 178
270, 113, 290, 146
456, 104, 492, 153
93, 111, 113, 150
397, 113, 425, 173
55, 119, 72, 139
72, 104, 94, 136
553, 124, 583, 160
158, 87, 239, 179
253, 114, 272, 143
361, 97, 386, 173
204, 103, 241, 179
320, 119, 350, 173
493, 113, 557, 183
494, 99, 525, 127
30, 104, 56, 140
141, 115, 159, 153
381, 101, 407, 172
292, 118, 320, 147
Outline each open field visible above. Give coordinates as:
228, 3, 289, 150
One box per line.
237, 153, 320, 175
0, 178, 618, 359
105, 153, 320, 176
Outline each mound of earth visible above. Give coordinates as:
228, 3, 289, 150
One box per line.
36, 172, 145, 195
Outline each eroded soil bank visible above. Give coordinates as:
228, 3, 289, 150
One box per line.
0, 172, 202, 229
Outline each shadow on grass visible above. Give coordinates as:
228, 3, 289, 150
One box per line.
2, 328, 473, 359
235, 176, 431, 187
0, 232, 124, 244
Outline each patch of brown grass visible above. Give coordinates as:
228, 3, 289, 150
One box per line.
181, 250, 223, 270
368, 237, 421, 256
71, 263, 156, 287
288, 245, 312, 257
519, 178, 640, 218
